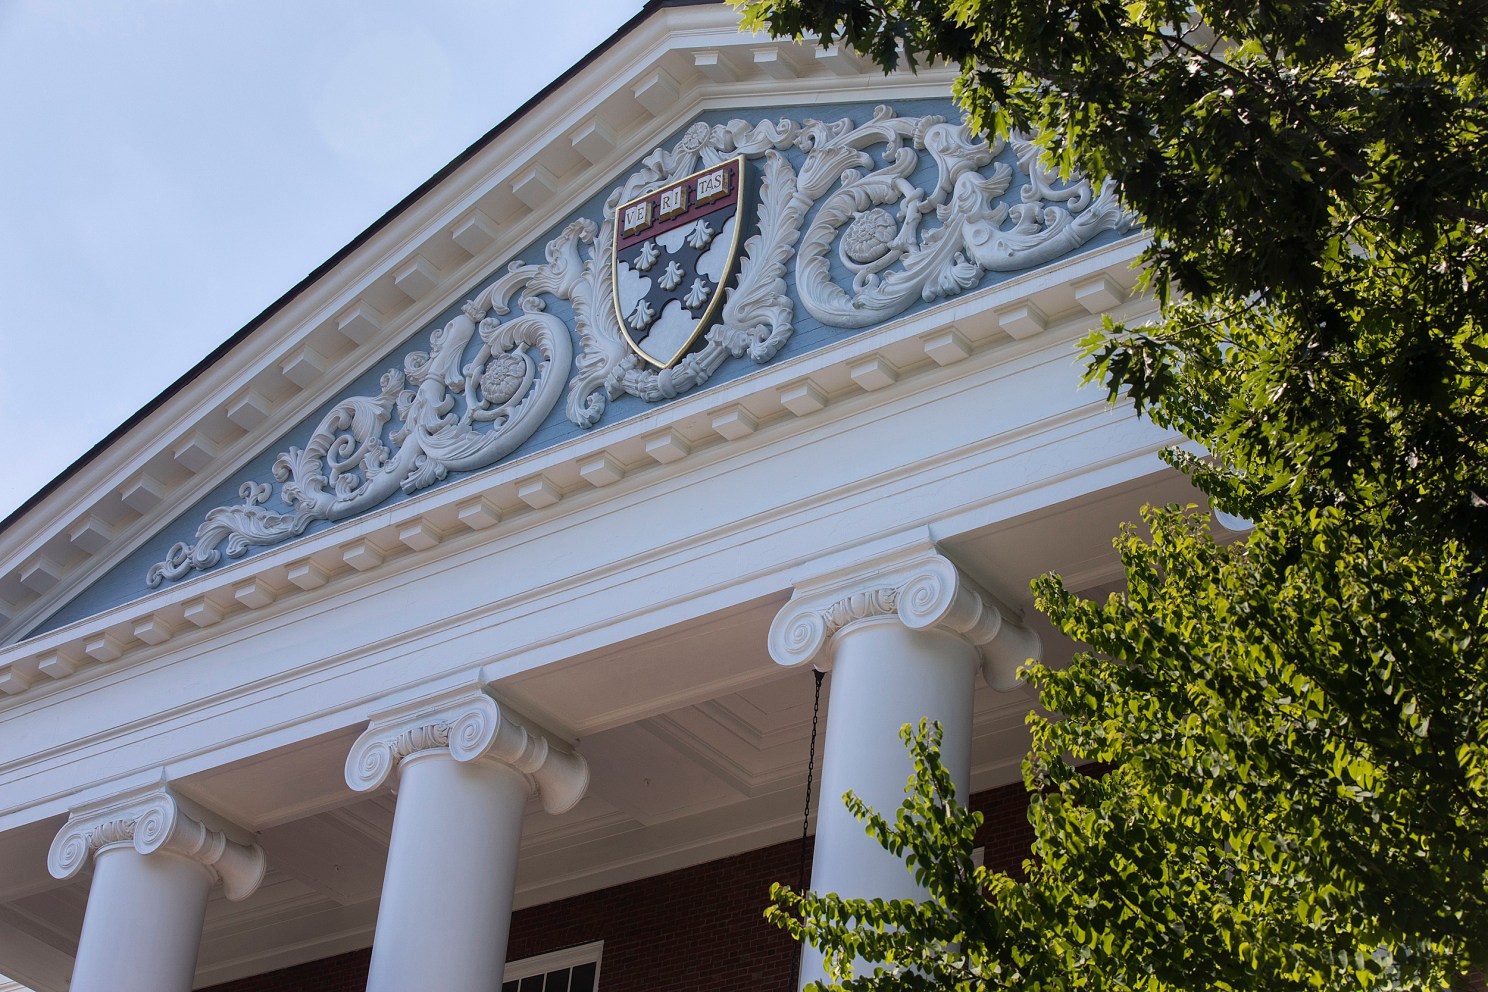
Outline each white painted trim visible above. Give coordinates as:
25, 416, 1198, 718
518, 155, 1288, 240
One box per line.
0, 2, 961, 647
503, 941, 603, 985
0, 234, 1154, 704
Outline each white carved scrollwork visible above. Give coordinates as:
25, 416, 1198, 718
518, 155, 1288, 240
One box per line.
146, 222, 585, 587
565, 107, 1129, 422
770, 586, 902, 669
563, 118, 808, 425
48, 786, 266, 901
768, 547, 1042, 689
345, 686, 589, 815
148, 106, 1131, 586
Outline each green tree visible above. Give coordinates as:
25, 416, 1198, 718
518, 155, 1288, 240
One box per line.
741, 0, 1488, 988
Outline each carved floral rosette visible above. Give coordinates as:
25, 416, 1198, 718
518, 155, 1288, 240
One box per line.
48, 786, 266, 901
769, 548, 1042, 690
345, 686, 589, 815
148, 106, 1132, 587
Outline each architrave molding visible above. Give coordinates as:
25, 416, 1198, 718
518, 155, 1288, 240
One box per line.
0, 3, 956, 649
47, 784, 266, 901
0, 238, 1148, 704
768, 540, 1042, 689
345, 684, 589, 815
0, 7, 1186, 990
0, 344, 1171, 834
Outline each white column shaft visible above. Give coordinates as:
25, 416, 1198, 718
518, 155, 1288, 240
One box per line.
366, 752, 530, 992
801, 618, 979, 987
69, 847, 213, 992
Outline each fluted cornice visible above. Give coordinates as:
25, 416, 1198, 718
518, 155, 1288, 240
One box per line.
768, 546, 1041, 690
344, 685, 589, 814
48, 785, 266, 901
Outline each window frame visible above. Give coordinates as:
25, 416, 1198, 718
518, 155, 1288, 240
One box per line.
502, 940, 604, 992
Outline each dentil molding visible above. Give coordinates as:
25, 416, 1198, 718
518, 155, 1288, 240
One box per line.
146, 105, 1131, 588
768, 544, 1042, 690
345, 685, 589, 815
48, 784, 266, 901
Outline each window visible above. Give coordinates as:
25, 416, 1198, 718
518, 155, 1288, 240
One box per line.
503, 941, 602, 992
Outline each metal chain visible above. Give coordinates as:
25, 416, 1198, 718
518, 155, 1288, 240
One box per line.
788, 667, 826, 992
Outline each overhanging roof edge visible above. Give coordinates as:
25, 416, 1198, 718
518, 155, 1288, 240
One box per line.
0, 0, 719, 536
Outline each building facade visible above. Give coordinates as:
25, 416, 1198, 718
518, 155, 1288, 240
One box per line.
0, 2, 1191, 989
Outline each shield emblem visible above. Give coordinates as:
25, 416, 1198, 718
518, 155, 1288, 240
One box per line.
612, 155, 746, 369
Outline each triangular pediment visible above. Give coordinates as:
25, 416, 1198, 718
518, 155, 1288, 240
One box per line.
0, 3, 1140, 695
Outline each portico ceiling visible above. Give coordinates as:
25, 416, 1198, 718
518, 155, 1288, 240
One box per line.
0, 468, 1195, 987
0, 2, 1221, 988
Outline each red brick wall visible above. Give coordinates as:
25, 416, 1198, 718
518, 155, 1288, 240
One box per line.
971, 778, 1036, 878
202, 781, 1031, 992
505, 831, 803, 992
203, 949, 371, 992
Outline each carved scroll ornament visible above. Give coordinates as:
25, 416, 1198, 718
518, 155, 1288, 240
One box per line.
147, 106, 1131, 586
769, 550, 1042, 689
49, 786, 266, 901
345, 687, 589, 815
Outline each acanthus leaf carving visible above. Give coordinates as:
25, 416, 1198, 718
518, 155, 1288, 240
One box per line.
768, 547, 1042, 689
48, 786, 266, 901
147, 223, 581, 587
148, 105, 1132, 588
345, 686, 589, 815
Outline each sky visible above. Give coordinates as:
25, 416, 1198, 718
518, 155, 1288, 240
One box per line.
0, 0, 645, 520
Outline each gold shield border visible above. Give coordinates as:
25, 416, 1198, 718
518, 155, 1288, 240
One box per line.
611, 155, 747, 370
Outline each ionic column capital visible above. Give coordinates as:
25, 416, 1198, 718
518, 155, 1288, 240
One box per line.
768, 546, 1041, 689
344, 684, 589, 814
48, 785, 266, 901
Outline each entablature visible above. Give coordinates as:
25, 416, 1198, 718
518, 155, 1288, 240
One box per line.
0, 238, 1150, 707
0, 3, 950, 645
